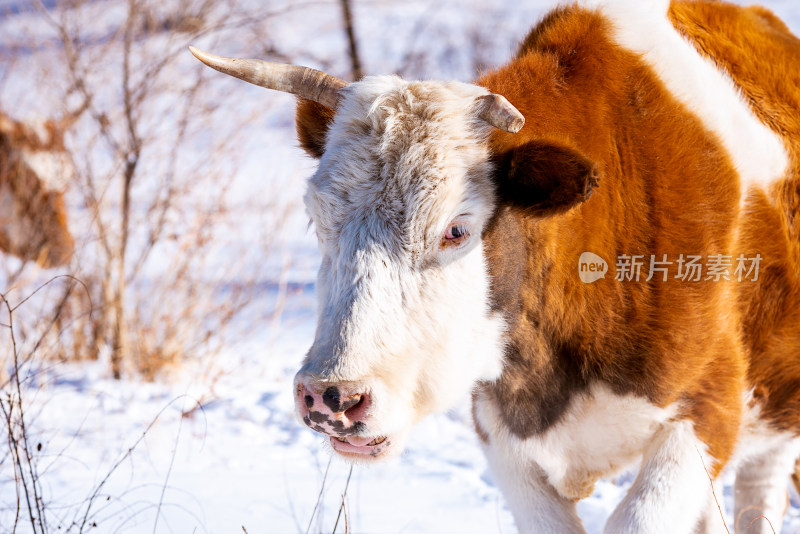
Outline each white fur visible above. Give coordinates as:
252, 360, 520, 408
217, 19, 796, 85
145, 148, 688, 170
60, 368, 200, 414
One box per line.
580, 0, 789, 192
477, 384, 678, 500
730, 403, 800, 534
483, 451, 587, 534
695, 478, 728, 534
297, 77, 506, 452
604, 420, 716, 534
476, 384, 715, 532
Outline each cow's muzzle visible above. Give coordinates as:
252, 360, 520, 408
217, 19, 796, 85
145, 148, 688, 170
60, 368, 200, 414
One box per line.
295, 377, 392, 458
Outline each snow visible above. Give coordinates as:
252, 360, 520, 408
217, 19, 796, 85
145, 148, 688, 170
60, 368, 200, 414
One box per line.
4, 320, 518, 533
1, 1, 800, 533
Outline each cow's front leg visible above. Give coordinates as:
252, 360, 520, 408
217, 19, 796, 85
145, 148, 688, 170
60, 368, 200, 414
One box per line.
474, 392, 587, 533
605, 420, 718, 534
483, 443, 587, 534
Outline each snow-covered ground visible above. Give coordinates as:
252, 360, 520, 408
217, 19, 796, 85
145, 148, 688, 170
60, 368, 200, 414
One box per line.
2, 1, 800, 533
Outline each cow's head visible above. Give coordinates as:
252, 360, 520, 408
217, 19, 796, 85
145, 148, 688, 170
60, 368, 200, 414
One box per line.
191, 48, 598, 460
0, 113, 74, 268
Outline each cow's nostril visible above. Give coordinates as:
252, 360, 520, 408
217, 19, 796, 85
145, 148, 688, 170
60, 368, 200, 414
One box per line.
322, 386, 341, 412
322, 387, 363, 415
343, 395, 364, 418
304, 395, 314, 409
339, 394, 362, 414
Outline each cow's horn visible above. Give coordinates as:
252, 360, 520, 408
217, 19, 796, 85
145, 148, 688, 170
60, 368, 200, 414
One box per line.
477, 94, 525, 134
189, 46, 348, 109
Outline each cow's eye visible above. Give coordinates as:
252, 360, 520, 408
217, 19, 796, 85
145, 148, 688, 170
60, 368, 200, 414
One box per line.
446, 224, 467, 239
442, 221, 470, 248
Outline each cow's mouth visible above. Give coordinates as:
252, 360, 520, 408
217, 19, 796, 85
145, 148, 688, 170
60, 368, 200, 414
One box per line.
330, 434, 391, 458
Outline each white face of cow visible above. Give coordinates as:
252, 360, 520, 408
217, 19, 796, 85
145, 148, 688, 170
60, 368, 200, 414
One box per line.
294, 76, 507, 460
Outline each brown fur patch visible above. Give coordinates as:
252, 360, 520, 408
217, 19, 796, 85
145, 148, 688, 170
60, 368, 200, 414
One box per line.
0, 112, 73, 267
478, 5, 745, 472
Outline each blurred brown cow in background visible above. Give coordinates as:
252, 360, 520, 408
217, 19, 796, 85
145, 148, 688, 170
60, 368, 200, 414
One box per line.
0, 111, 73, 268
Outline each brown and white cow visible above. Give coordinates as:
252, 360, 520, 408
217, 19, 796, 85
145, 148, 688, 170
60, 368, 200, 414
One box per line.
192, 0, 800, 531
0, 112, 73, 268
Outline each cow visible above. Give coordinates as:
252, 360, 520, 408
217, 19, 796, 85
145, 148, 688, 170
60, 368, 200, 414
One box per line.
190, 0, 800, 531
0, 111, 73, 268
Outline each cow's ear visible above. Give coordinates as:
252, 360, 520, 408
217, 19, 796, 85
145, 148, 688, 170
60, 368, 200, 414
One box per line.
296, 98, 336, 159
496, 140, 599, 217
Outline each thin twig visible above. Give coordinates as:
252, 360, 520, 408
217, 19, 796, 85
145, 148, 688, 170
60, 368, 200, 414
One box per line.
331, 466, 353, 534
305, 455, 333, 534
0, 292, 47, 534
152, 398, 198, 533
697, 446, 730, 534
747, 514, 777, 533
75, 395, 197, 532
7, 275, 90, 315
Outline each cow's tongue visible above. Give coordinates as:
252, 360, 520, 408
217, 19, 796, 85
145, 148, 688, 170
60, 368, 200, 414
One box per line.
331, 435, 390, 457
345, 436, 375, 447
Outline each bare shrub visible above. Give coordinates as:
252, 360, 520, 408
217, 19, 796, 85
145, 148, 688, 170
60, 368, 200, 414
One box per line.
0, 0, 315, 379
0, 285, 206, 531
